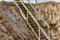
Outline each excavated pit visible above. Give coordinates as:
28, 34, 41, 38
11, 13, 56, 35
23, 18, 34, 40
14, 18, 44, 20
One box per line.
0, 1, 60, 40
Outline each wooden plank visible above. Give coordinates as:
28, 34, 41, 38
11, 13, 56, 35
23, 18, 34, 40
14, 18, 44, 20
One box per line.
27, 0, 51, 40
27, 0, 50, 28
14, 1, 38, 40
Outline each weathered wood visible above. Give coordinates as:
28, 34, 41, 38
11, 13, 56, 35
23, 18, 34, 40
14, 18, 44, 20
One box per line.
19, 0, 51, 40
14, 1, 38, 40
1, 1, 60, 40
25, 0, 51, 40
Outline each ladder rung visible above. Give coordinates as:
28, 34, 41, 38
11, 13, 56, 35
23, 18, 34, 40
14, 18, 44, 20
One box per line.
15, 1, 20, 2
32, 25, 37, 27
14, 1, 38, 39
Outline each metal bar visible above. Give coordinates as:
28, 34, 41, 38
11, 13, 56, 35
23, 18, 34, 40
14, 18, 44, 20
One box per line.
19, 0, 51, 40
36, 0, 38, 4
14, 1, 38, 40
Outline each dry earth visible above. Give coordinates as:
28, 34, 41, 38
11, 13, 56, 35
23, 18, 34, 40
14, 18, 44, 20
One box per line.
0, 1, 60, 40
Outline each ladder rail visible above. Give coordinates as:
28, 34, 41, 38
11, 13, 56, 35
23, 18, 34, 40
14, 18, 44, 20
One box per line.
27, 1, 40, 40
27, 0, 51, 39
19, 0, 51, 40
27, 0, 50, 28
14, 1, 39, 40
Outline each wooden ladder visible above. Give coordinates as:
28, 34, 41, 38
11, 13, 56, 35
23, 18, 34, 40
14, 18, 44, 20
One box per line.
27, 0, 51, 40
14, 0, 51, 40
14, 1, 38, 40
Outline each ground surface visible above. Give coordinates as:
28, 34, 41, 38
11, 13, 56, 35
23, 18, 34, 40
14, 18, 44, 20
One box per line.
0, 1, 60, 40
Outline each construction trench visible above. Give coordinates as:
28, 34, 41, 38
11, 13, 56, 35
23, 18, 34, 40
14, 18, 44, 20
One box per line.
0, 0, 60, 40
